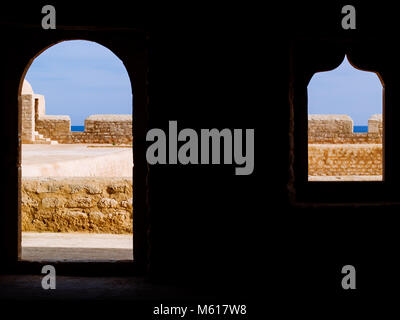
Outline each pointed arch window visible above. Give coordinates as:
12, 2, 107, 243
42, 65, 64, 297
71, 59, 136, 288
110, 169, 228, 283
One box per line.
307, 55, 383, 182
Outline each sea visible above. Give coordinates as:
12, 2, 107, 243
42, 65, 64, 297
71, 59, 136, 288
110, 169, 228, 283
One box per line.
354, 126, 368, 133
71, 126, 85, 132
70, 124, 370, 133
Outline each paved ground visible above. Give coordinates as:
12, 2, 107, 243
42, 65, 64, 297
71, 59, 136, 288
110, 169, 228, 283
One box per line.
308, 175, 382, 181
22, 144, 133, 177
21, 232, 133, 262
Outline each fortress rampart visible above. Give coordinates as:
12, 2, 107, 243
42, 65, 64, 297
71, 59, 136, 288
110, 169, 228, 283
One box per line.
20, 80, 132, 145
308, 114, 383, 177
308, 114, 382, 144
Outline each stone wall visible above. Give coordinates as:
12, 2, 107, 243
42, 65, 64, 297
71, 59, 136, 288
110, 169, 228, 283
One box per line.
55, 115, 133, 144
20, 94, 35, 142
35, 114, 133, 144
308, 114, 383, 144
308, 114, 383, 177
35, 115, 71, 138
85, 115, 132, 135
21, 177, 133, 233
20, 80, 35, 143
308, 144, 382, 176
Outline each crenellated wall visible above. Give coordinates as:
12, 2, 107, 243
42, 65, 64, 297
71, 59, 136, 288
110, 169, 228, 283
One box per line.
308, 114, 383, 144
20, 80, 132, 145
36, 114, 133, 144
308, 114, 383, 177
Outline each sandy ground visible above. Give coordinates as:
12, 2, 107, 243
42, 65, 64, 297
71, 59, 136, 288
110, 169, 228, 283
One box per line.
308, 175, 383, 181
21, 232, 133, 262
22, 144, 133, 177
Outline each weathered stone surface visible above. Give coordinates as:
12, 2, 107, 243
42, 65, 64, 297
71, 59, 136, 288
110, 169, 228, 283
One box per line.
20, 93, 35, 143
84, 184, 103, 194
368, 114, 383, 134
308, 144, 382, 176
98, 198, 118, 208
309, 114, 353, 135
86, 114, 131, 122
42, 197, 65, 208
21, 177, 133, 234
308, 114, 383, 177
308, 114, 383, 144
121, 199, 133, 209
107, 184, 126, 194
66, 197, 94, 208
21, 195, 38, 208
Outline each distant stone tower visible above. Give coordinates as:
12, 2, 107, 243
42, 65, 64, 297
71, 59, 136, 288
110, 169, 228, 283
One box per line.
20, 80, 36, 143
21, 79, 33, 94
20, 79, 55, 144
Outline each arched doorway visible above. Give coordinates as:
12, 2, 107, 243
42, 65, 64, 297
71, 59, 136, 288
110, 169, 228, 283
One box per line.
19, 40, 134, 262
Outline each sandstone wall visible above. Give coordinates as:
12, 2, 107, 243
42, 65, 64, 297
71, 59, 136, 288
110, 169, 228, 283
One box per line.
308, 114, 383, 144
36, 114, 133, 144
85, 115, 132, 135
308, 144, 382, 176
20, 80, 35, 143
368, 114, 383, 134
21, 177, 133, 233
36, 115, 71, 138
308, 114, 353, 136
20, 94, 35, 143
308, 114, 383, 177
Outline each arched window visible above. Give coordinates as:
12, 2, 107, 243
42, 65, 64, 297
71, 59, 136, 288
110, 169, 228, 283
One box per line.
307, 55, 383, 182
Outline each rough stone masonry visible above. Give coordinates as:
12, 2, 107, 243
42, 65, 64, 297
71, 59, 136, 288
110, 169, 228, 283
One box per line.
21, 177, 133, 233
308, 114, 383, 177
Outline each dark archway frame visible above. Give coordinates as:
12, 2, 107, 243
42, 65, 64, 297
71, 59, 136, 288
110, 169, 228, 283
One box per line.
1, 27, 149, 276
288, 37, 400, 205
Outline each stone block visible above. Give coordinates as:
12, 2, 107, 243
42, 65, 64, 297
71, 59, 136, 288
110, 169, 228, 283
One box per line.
42, 197, 65, 208
98, 198, 118, 208
107, 184, 126, 194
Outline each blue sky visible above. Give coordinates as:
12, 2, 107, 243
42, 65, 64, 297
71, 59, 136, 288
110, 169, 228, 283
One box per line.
25, 40, 132, 126
308, 55, 382, 126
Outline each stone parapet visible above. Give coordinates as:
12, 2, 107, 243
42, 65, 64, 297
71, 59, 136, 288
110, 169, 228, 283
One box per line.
36, 115, 71, 138
21, 177, 133, 234
20, 80, 132, 145
35, 114, 133, 144
308, 114, 383, 144
368, 114, 383, 134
